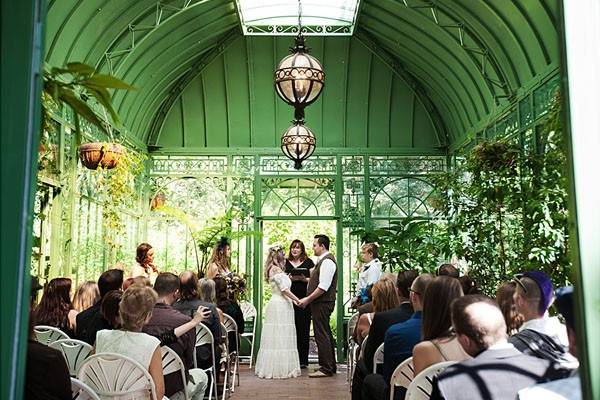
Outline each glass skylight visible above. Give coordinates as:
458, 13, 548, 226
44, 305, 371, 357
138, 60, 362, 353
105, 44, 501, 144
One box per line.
236, 0, 361, 36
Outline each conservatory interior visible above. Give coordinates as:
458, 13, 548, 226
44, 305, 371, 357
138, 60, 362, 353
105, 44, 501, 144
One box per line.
2, 0, 599, 399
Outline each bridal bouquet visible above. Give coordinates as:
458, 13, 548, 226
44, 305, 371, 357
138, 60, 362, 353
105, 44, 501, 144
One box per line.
227, 272, 248, 302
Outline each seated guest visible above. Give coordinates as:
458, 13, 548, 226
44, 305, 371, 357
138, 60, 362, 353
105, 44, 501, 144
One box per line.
191, 278, 223, 369
437, 263, 459, 278
72, 281, 100, 313
25, 281, 71, 400
100, 290, 122, 328
496, 281, 524, 335
35, 277, 78, 337
413, 276, 470, 375
518, 286, 582, 400
458, 275, 479, 295
144, 273, 208, 400
510, 271, 578, 375
355, 278, 399, 344
95, 285, 165, 399
76, 269, 123, 344
382, 274, 433, 381
351, 269, 417, 400
430, 295, 558, 400
215, 276, 244, 350
361, 274, 433, 400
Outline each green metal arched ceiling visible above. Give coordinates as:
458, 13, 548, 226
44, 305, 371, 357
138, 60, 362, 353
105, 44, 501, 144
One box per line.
44, 0, 559, 150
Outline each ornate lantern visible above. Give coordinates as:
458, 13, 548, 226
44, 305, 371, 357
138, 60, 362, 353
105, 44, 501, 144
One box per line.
280, 119, 316, 170
274, 34, 325, 120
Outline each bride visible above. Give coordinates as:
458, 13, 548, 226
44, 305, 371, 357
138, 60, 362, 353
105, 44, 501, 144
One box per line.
255, 245, 302, 379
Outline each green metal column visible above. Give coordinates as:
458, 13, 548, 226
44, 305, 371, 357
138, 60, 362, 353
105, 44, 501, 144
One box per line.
1, 0, 45, 398
561, 1, 600, 399
335, 155, 345, 361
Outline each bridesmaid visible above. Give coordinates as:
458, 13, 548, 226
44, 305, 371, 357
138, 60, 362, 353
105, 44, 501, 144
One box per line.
130, 243, 159, 284
206, 237, 232, 279
284, 239, 315, 368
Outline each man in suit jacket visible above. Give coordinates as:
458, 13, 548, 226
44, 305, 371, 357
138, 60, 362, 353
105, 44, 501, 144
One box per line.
351, 270, 418, 400
75, 269, 123, 345
430, 295, 557, 400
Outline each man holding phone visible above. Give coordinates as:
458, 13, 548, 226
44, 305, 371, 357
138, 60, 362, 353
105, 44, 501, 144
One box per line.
145, 272, 210, 400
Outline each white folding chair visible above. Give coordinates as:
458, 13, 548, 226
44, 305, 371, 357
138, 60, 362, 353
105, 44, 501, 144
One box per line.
222, 314, 240, 393
347, 312, 360, 383
405, 361, 456, 400
49, 339, 93, 376
359, 334, 369, 360
372, 343, 384, 374
390, 357, 414, 400
194, 322, 217, 400
70, 377, 100, 400
239, 301, 257, 367
161, 346, 189, 400
34, 325, 69, 345
77, 352, 158, 400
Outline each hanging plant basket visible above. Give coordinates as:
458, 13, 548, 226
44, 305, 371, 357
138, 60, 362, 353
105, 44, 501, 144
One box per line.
78, 142, 124, 170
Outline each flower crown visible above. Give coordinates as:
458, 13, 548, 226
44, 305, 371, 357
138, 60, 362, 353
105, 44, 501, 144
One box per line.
268, 244, 283, 253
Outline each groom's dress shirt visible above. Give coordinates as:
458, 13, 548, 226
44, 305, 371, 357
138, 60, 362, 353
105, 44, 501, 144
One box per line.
316, 251, 336, 291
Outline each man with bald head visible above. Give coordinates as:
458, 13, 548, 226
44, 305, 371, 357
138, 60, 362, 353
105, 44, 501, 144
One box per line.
429, 295, 557, 400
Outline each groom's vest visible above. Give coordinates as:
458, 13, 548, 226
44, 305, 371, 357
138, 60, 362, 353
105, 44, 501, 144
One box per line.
307, 253, 337, 303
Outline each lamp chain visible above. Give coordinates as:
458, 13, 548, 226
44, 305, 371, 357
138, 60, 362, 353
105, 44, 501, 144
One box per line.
297, 0, 302, 33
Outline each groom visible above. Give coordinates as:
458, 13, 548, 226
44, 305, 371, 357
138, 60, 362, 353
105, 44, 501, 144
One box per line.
297, 234, 337, 377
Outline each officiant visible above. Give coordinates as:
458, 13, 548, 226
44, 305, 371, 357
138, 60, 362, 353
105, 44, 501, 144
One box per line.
285, 239, 315, 368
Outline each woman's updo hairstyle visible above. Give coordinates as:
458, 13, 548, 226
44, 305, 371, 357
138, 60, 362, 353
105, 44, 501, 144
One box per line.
119, 285, 157, 331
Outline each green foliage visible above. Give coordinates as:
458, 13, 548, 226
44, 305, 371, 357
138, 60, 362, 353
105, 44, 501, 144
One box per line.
154, 206, 261, 276
42, 62, 135, 135
96, 146, 146, 262
351, 218, 451, 274
433, 96, 571, 294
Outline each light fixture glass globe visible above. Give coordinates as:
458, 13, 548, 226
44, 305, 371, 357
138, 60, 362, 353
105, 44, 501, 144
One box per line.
280, 120, 316, 170
274, 35, 325, 110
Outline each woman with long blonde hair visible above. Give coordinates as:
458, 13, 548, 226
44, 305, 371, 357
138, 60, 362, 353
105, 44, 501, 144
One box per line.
72, 280, 100, 312
206, 237, 232, 279
255, 245, 302, 379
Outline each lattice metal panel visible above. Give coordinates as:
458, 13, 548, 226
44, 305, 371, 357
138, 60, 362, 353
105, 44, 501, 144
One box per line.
369, 156, 446, 176
259, 155, 337, 175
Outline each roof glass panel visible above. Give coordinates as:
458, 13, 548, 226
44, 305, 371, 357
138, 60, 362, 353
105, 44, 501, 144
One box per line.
236, 0, 361, 35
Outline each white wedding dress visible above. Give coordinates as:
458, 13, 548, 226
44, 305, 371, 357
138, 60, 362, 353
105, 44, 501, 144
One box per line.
254, 271, 301, 379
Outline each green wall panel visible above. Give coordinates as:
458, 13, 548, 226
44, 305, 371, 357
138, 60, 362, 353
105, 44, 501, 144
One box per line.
203, 57, 229, 147
321, 37, 349, 148
343, 39, 371, 148
367, 57, 393, 147
182, 77, 207, 147
156, 37, 440, 151
224, 39, 251, 147
45, 0, 559, 146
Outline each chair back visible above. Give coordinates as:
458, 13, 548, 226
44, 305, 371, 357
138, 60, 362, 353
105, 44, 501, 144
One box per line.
240, 301, 256, 320
34, 325, 69, 345
49, 339, 93, 376
77, 352, 158, 400
389, 357, 414, 400
359, 334, 369, 359
222, 314, 238, 335
161, 346, 188, 400
372, 343, 384, 374
70, 377, 100, 400
405, 361, 456, 400
347, 312, 360, 340
194, 322, 216, 369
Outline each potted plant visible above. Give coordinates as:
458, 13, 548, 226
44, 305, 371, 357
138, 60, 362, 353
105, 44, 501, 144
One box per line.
42, 62, 135, 169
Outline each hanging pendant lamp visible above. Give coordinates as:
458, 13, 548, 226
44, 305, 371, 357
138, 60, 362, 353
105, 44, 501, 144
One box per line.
274, 0, 324, 169
280, 119, 316, 170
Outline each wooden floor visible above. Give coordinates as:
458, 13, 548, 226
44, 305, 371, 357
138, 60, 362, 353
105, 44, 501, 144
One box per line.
229, 364, 349, 400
